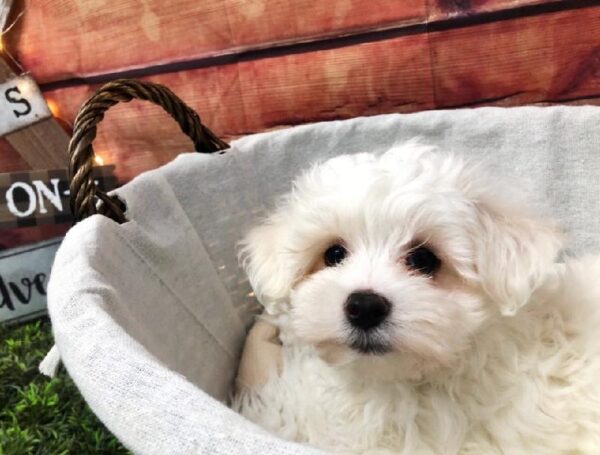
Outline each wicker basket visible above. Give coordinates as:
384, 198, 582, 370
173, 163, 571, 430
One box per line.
44, 79, 600, 454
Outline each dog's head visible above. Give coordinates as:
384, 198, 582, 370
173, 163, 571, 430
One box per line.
240, 144, 563, 378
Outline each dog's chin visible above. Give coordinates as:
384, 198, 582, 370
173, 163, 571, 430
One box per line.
314, 332, 451, 381
314, 331, 393, 367
347, 329, 392, 356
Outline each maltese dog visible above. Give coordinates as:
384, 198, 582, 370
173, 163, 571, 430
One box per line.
233, 143, 600, 454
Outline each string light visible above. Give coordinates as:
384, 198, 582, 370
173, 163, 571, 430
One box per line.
0, 10, 26, 71
46, 99, 60, 117
94, 154, 105, 166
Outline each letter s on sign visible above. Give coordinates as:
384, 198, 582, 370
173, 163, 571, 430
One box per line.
5, 87, 32, 118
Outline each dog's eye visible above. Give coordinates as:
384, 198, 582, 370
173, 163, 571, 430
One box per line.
324, 244, 347, 267
405, 246, 441, 276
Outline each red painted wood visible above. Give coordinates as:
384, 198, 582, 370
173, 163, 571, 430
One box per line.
427, 0, 563, 20
6, 0, 426, 84
43, 34, 433, 183
0, 225, 68, 251
430, 6, 600, 107
38, 6, 600, 185
0, 139, 29, 173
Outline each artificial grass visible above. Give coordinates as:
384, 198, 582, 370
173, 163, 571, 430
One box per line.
0, 318, 130, 454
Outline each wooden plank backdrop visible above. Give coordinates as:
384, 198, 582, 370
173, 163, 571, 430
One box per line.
426, 0, 564, 20
7, 0, 427, 83
430, 6, 600, 107
1, 0, 599, 250
0, 139, 26, 172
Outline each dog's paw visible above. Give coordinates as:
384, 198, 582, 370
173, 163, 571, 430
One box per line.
236, 319, 282, 390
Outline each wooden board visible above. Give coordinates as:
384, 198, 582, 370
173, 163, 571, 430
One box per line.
0, 224, 68, 250
427, 0, 563, 20
7, 0, 426, 84
0, 59, 69, 169
6, 0, 570, 86
0, 133, 68, 252
0, 53, 72, 252
0, 166, 117, 229
42, 33, 433, 183
430, 6, 600, 107
0, 238, 61, 324
35, 6, 599, 184
539, 96, 600, 107
4, 118, 69, 169
0, 139, 28, 173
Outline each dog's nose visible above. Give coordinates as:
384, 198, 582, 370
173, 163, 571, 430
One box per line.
344, 291, 391, 330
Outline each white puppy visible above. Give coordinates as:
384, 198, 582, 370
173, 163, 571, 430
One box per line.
234, 144, 600, 454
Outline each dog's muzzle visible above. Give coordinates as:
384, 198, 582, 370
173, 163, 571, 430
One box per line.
345, 291, 392, 355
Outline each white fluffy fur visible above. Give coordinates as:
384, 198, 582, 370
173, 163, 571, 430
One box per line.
233, 144, 600, 454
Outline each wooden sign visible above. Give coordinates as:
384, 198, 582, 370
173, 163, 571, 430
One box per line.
0, 237, 61, 324
0, 166, 117, 229
0, 74, 52, 137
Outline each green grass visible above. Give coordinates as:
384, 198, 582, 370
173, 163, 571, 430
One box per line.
0, 319, 130, 455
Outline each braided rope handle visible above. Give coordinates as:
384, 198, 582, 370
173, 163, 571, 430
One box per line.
68, 79, 229, 223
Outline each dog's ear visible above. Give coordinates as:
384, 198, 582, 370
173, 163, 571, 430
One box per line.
239, 215, 296, 313
474, 194, 564, 316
